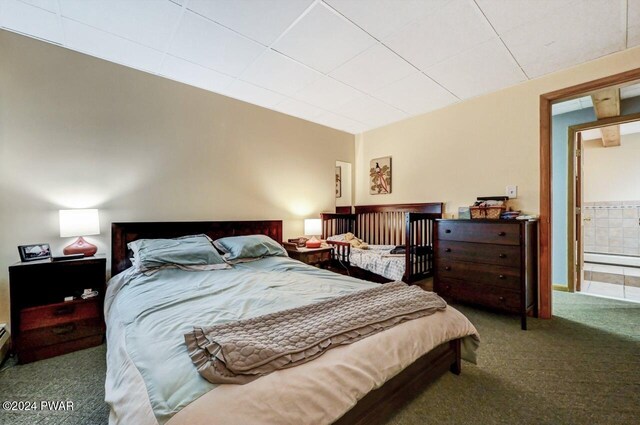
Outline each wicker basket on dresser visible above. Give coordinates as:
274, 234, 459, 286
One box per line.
434, 219, 538, 330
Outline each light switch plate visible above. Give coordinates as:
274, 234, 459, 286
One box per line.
506, 185, 517, 198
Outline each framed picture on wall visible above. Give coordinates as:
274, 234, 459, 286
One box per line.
369, 156, 392, 194
336, 166, 342, 198
18, 243, 51, 262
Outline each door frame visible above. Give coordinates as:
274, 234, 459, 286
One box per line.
539, 67, 640, 319
566, 112, 640, 294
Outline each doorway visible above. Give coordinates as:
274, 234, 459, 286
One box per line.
570, 116, 640, 302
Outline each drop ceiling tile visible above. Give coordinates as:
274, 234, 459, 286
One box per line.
475, 0, 572, 34
272, 98, 325, 121
241, 50, 321, 96
292, 76, 362, 111
59, 0, 181, 51
313, 111, 369, 134
159, 55, 235, 92
187, 0, 314, 45
500, 0, 626, 78
223, 80, 287, 108
0, 0, 62, 43
384, 0, 495, 71
168, 11, 265, 76
372, 72, 457, 115
329, 44, 416, 93
325, 0, 449, 40
426, 38, 526, 99
272, 3, 376, 73
62, 18, 164, 72
629, 0, 640, 47
20, 0, 58, 12
332, 94, 406, 127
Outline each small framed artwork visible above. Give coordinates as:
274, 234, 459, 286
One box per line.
336, 166, 342, 198
369, 156, 392, 195
18, 243, 52, 262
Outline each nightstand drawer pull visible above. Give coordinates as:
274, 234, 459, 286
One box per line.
445, 248, 452, 252
498, 253, 506, 258
498, 274, 505, 279
51, 324, 76, 335
445, 229, 451, 233
498, 232, 506, 236
54, 306, 75, 316
445, 266, 451, 271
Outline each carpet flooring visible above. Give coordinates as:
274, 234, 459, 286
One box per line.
0, 290, 638, 425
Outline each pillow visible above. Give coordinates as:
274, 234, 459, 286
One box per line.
128, 234, 229, 272
213, 235, 287, 264
326, 233, 347, 242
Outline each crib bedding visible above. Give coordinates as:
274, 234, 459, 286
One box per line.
349, 245, 407, 280
105, 256, 479, 425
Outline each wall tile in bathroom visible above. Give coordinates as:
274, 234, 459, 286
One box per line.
609, 209, 622, 219
595, 209, 608, 218
609, 227, 623, 238
609, 237, 623, 247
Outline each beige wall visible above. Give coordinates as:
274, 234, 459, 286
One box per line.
355, 45, 640, 216
583, 133, 640, 202
0, 31, 354, 325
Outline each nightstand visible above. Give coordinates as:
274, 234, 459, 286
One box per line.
9, 256, 107, 363
285, 246, 333, 268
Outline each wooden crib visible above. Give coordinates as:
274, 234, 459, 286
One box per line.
321, 203, 443, 283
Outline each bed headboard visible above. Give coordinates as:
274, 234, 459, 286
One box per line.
111, 220, 282, 276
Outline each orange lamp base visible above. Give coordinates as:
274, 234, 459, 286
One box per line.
63, 236, 97, 257
305, 238, 321, 249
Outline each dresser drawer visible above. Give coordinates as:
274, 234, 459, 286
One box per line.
20, 299, 100, 331
436, 259, 521, 290
437, 241, 521, 268
17, 318, 104, 350
436, 278, 520, 312
437, 221, 520, 245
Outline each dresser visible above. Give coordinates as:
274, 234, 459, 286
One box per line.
9, 257, 106, 363
434, 219, 538, 330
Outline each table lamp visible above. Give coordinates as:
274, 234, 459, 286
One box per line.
59, 209, 100, 256
304, 218, 322, 248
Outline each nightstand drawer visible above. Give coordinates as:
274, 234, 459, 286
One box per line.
304, 251, 331, 264
17, 318, 104, 350
437, 241, 521, 268
20, 299, 100, 331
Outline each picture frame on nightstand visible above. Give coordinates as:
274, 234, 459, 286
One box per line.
17, 243, 51, 262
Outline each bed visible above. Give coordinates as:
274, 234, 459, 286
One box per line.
105, 220, 478, 425
321, 203, 443, 283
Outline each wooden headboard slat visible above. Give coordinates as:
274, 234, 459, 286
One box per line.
111, 220, 282, 276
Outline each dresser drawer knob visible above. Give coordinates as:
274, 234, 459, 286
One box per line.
445, 266, 451, 271
498, 253, 506, 258
445, 248, 451, 252
498, 232, 506, 236
498, 274, 505, 279
499, 296, 505, 302
445, 229, 451, 233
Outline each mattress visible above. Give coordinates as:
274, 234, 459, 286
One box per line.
348, 245, 406, 280
104, 256, 479, 425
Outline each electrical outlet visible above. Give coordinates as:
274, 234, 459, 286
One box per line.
506, 185, 517, 198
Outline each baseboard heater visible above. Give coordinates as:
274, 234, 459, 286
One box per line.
0, 324, 9, 365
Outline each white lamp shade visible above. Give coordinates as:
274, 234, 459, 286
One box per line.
304, 218, 322, 237
59, 209, 100, 237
